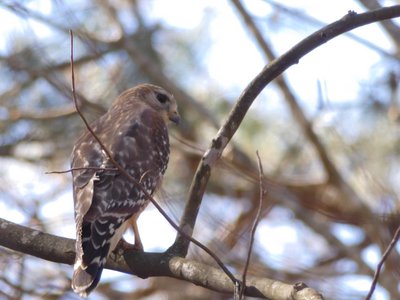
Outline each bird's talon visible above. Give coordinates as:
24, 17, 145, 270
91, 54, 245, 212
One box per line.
115, 238, 143, 253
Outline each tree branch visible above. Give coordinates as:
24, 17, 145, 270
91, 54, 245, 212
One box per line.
173, 4, 400, 255
0, 217, 323, 300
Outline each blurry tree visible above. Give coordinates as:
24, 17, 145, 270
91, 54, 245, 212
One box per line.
0, 1, 400, 299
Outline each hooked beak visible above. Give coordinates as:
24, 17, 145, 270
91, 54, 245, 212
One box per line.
169, 111, 181, 124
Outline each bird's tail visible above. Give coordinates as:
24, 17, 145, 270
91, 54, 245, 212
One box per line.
72, 261, 104, 297
71, 220, 113, 297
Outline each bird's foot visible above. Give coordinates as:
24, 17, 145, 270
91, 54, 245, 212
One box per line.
115, 238, 143, 255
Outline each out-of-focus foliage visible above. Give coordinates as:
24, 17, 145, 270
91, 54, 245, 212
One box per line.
0, 0, 399, 299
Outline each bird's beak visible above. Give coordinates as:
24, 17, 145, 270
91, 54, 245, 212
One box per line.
169, 111, 181, 124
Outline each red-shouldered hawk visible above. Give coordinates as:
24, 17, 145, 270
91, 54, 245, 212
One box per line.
71, 84, 180, 297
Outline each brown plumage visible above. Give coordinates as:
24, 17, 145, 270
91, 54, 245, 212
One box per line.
71, 84, 180, 297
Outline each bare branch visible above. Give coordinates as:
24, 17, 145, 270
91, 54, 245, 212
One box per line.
0, 217, 324, 300
45, 167, 118, 174
174, 4, 400, 256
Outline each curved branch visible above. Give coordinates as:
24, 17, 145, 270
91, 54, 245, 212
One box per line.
173, 5, 400, 255
0, 218, 323, 300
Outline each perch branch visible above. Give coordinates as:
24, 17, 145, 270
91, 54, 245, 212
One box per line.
0, 217, 323, 300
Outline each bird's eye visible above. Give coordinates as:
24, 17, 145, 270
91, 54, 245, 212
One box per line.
156, 93, 169, 104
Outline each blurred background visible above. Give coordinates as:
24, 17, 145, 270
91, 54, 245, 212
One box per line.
0, 0, 400, 299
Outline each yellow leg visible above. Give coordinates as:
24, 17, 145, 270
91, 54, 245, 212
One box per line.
129, 215, 144, 251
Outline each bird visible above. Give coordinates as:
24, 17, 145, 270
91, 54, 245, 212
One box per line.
70, 84, 180, 297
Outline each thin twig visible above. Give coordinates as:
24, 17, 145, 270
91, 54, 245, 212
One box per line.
45, 167, 118, 174
69, 30, 238, 285
365, 224, 400, 300
239, 151, 266, 300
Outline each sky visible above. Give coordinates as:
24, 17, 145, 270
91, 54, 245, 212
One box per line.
0, 0, 398, 299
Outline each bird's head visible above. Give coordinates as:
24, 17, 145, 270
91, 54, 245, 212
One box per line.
138, 84, 180, 125
112, 84, 181, 125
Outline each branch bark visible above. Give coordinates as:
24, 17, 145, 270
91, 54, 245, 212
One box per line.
0, 217, 323, 300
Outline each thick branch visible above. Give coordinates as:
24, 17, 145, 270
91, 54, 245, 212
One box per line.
174, 5, 400, 255
0, 218, 323, 300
